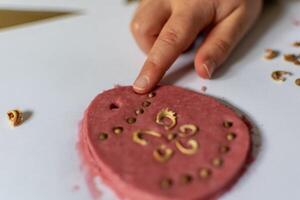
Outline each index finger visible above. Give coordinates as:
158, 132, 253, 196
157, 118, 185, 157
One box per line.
133, 8, 213, 93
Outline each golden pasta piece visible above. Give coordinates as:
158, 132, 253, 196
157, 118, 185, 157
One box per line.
113, 127, 123, 135
293, 41, 300, 47
153, 145, 173, 163
156, 108, 177, 130
284, 54, 297, 62
264, 49, 279, 60
284, 54, 300, 65
7, 110, 23, 127
271, 71, 292, 82
212, 157, 223, 167
295, 78, 300, 86
199, 168, 212, 179
175, 139, 199, 155
99, 132, 108, 141
133, 131, 146, 145
133, 130, 161, 146
178, 124, 198, 137
160, 178, 173, 189
294, 60, 300, 65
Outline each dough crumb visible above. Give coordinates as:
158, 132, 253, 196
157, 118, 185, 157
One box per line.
201, 86, 207, 93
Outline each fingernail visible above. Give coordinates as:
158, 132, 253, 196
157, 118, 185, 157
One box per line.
202, 60, 216, 79
133, 75, 149, 91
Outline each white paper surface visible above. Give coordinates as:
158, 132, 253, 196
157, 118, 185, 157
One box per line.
0, 0, 299, 200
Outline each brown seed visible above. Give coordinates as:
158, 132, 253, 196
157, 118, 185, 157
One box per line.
227, 132, 237, 141
148, 92, 156, 98
199, 168, 212, 179
295, 78, 300, 86
219, 145, 230, 154
212, 157, 223, 167
98, 132, 108, 140
293, 41, 300, 47
223, 121, 233, 128
264, 49, 279, 60
180, 174, 193, 184
135, 108, 144, 115
126, 117, 136, 124
142, 101, 151, 107
113, 127, 123, 135
160, 178, 173, 189
284, 54, 297, 62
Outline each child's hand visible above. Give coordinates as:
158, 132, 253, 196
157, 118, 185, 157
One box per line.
131, 0, 262, 93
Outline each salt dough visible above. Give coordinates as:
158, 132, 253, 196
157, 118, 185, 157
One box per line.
79, 85, 251, 200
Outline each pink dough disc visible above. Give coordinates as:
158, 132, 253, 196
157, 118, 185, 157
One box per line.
80, 85, 251, 200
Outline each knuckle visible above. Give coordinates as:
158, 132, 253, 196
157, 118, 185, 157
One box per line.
130, 20, 147, 36
130, 19, 140, 34
213, 39, 231, 55
158, 28, 181, 47
130, 19, 137, 33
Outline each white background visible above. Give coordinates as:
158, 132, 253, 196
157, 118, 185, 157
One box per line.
0, 0, 299, 200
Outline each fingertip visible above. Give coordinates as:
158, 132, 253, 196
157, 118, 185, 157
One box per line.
133, 75, 149, 93
194, 55, 214, 79
133, 87, 149, 94
195, 65, 211, 79
133, 74, 157, 94
133, 85, 152, 94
